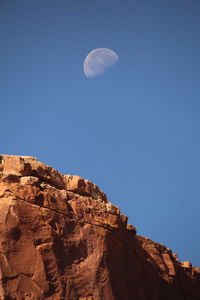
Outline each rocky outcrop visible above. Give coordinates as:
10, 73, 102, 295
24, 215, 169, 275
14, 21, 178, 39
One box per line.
0, 155, 199, 300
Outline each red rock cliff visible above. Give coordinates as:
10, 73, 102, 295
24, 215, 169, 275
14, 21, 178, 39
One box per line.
0, 155, 199, 300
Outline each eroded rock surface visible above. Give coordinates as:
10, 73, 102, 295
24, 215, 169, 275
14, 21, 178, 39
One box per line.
0, 155, 199, 300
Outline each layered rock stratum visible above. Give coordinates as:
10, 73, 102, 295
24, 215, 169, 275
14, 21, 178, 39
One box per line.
0, 155, 199, 300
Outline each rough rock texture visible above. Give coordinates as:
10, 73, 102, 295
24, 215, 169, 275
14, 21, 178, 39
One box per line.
0, 155, 199, 300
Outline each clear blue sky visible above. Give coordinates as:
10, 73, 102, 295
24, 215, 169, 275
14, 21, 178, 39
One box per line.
1, 0, 200, 266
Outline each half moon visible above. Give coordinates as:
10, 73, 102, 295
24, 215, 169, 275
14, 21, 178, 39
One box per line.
83, 48, 119, 78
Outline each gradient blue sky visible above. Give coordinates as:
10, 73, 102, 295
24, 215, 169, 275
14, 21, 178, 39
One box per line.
1, 0, 200, 266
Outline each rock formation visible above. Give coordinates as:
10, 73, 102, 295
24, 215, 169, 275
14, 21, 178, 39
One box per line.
0, 155, 199, 300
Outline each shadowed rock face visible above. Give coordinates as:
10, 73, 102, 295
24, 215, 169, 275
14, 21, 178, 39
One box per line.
0, 155, 199, 300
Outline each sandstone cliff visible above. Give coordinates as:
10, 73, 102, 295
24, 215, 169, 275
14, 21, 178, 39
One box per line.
0, 155, 199, 300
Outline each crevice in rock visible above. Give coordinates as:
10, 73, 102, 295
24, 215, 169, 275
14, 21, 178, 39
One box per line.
2, 275, 19, 283
11, 198, 115, 232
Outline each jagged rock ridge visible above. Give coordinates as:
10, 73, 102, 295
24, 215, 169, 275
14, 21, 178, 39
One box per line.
0, 155, 199, 300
